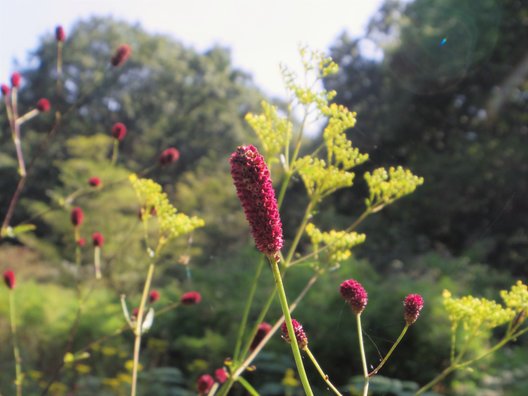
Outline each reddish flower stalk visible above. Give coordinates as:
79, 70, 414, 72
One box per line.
111, 44, 132, 67
70, 207, 84, 227
159, 147, 180, 166
3, 270, 15, 289
55, 25, 65, 42
340, 279, 368, 315
230, 145, 283, 256
88, 176, 101, 187
149, 290, 160, 304
403, 294, 424, 325
1, 84, 9, 96
36, 98, 51, 112
10, 72, 21, 88
111, 122, 127, 141
196, 374, 214, 395
180, 291, 202, 305
250, 322, 272, 351
281, 318, 308, 350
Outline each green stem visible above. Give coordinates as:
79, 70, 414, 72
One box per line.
415, 366, 455, 396
111, 140, 119, 165
269, 255, 313, 396
94, 246, 102, 279
305, 347, 342, 396
9, 291, 23, 396
233, 256, 265, 363
277, 171, 292, 210
130, 262, 156, 396
356, 314, 368, 380
284, 199, 315, 267
369, 325, 409, 377
237, 377, 259, 396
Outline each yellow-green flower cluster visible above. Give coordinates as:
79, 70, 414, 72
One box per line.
129, 174, 204, 242
501, 281, 528, 312
245, 101, 292, 164
305, 223, 366, 263
443, 290, 515, 335
364, 166, 424, 211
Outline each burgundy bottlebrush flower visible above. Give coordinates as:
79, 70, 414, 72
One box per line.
403, 294, 424, 325
149, 290, 160, 304
36, 98, 51, 112
92, 232, 104, 247
281, 318, 308, 350
71, 207, 84, 226
159, 147, 180, 166
230, 145, 283, 256
340, 279, 368, 315
3, 270, 15, 290
214, 368, 228, 384
180, 291, 202, 305
1, 84, 9, 96
55, 25, 65, 42
88, 176, 101, 187
111, 122, 127, 141
111, 44, 132, 67
77, 238, 86, 247
10, 72, 21, 88
196, 374, 214, 394
250, 322, 272, 351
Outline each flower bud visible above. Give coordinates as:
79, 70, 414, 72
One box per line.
92, 232, 104, 247
37, 98, 51, 112
88, 176, 101, 187
340, 279, 368, 315
111, 122, 127, 141
149, 290, 160, 304
10, 72, 21, 88
250, 322, 272, 351
403, 294, 424, 325
77, 238, 86, 247
1, 84, 9, 96
230, 145, 283, 255
180, 291, 202, 305
159, 147, 180, 166
196, 374, 214, 394
214, 368, 228, 384
71, 207, 84, 226
111, 44, 131, 67
55, 25, 65, 42
3, 270, 15, 289
281, 319, 308, 350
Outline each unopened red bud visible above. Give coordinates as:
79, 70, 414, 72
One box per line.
1, 84, 9, 96
111, 122, 127, 141
181, 291, 202, 305
71, 207, 84, 226
88, 176, 101, 187
403, 294, 424, 325
37, 98, 51, 112
111, 44, 131, 67
77, 238, 86, 247
214, 368, 228, 384
149, 290, 160, 304
55, 25, 65, 42
281, 318, 308, 349
340, 279, 368, 315
10, 72, 21, 88
92, 232, 104, 247
3, 270, 15, 289
196, 374, 214, 394
159, 147, 180, 166
250, 322, 272, 350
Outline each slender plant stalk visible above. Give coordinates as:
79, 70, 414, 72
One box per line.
237, 377, 259, 396
369, 325, 409, 377
284, 199, 315, 266
111, 140, 119, 165
130, 262, 156, 396
362, 380, 369, 396
304, 347, 343, 395
9, 291, 23, 396
356, 314, 368, 380
233, 256, 265, 363
94, 246, 102, 279
268, 255, 313, 396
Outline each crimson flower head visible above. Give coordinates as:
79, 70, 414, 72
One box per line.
71, 207, 84, 227
55, 25, 65, 42
3, 270, 15, 290
230, 145, 283, 256
149, 290, 160, 304
250, 322, 272, 351
340, 279, 368, 315
159, 147, 180, 166
181, 291, 201, 305
111, 44, 132, 67
37, 98, 51, 112
214, 368, 228, 384
111, 122, 127, 141
77, 238, 86, 247
92, 232, 104, 248
281, 318, 308, 350
88, 176, 101, 187
11, 72, 21, 88
1, 84, 9, 96
196, 374, 214, 395
404, 294, 424, 325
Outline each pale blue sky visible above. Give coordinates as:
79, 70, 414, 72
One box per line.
0, 0, 383, 98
